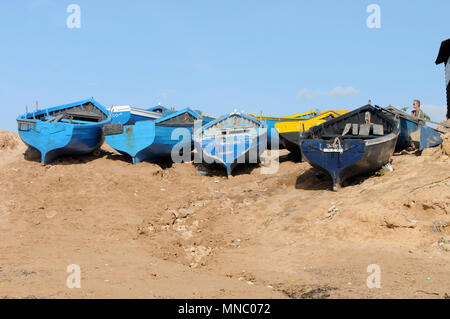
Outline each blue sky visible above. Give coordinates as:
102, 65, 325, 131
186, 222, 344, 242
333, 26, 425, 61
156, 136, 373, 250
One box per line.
0, 0, 449, 131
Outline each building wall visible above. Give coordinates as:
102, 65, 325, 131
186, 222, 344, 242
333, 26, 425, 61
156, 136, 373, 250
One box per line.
446, 57, 450, 87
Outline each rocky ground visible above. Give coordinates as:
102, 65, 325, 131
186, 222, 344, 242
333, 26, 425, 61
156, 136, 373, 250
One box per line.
0, 127, 449, 299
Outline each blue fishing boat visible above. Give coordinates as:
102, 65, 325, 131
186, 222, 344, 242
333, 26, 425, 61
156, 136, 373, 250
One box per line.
103, 108, 201, 164
301, 105, 400, 191
17, 98, 111, 165
383, 106, 443, 151
109, 105, 165, 125
193, 111, 267, 176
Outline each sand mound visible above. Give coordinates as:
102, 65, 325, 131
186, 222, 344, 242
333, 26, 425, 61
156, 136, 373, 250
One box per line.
0, 130, 20, 150
438, 119, 450, 133
442, 133, 450, 156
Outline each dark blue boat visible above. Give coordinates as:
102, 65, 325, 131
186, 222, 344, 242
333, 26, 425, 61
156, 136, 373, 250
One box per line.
383, 106, 443, 151
193, 112, 267, 176
104, 108, 201, 164
17, 98, 111, 165
301, 105, 400, 191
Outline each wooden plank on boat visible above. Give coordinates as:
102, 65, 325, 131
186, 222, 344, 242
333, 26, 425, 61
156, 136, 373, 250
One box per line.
47, 114, 65, 123
373, 124, 384, 136
342, 123, 351, 136
64, 110, 104, 121
103, 123, 124, 136
359, 124, 371, 136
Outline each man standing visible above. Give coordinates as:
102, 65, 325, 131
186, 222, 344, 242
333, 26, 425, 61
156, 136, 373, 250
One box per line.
411, 100, 424, 119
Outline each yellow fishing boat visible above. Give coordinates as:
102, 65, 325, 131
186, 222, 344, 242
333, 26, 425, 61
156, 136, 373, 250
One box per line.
274, 110, 349, 157
248, 110, 318, 148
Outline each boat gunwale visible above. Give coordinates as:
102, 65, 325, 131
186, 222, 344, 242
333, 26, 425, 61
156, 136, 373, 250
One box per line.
17, 98, 110, 126
197, 112, 266, 136
304, 105, 398, 140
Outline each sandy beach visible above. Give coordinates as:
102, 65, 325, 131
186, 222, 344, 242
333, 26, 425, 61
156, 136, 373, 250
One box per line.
0, 127, 449, 299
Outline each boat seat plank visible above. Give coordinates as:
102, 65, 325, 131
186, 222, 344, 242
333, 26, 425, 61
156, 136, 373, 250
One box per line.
342, 123, 351, 136
373, 124, 384, 135
64, 110, 104, 121
46, 114, 64, 123
359, 124, 371, 136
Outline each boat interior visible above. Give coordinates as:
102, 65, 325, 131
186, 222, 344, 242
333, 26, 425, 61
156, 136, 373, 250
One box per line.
203, 115, 261, 137
156, 112, 198, 127
307, 107, 396, 141
26, 102, 108, 124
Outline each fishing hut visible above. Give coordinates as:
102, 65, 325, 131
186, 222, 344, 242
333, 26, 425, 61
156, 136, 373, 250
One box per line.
436, 39, 450, 119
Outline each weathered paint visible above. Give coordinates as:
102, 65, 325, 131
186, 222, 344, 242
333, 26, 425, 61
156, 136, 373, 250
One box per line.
104, 108, 201, 164
16, 98, 110, 165
194, 112, 267, 176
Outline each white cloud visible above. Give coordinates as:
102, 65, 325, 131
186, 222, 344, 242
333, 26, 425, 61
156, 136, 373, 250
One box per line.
329, 86, 360, 97
297, 86, 360, 100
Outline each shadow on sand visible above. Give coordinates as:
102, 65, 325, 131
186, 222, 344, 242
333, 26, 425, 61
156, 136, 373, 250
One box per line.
295, 166, 379, 191
23, 146, 108, 166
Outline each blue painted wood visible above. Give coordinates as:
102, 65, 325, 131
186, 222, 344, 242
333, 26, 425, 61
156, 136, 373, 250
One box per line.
110, 106, 163, 125
419, 125, 443, 150
384, 107, 443, 151
194, 112, 267, 176
105, 108, 200, 164
16, 98, 111, 165
302, 139, 366, 188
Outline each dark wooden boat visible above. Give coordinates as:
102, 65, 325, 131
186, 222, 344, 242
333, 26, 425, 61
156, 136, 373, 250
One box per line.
276, 110, 348, 159
301, 105, 399, 191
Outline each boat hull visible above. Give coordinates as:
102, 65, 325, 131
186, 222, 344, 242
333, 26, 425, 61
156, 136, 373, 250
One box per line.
16, 98, 110, 165
300, 105, 399, 191
105, 121, 195, 164
265, 120, 283, 149
17, 120, 107, 165
279, 131, 303, 159
302, 134, 398, 191
194, 134, 264, 176
396, 118, 442, 151
105, 108, 200, 164
275, 110, 350, 157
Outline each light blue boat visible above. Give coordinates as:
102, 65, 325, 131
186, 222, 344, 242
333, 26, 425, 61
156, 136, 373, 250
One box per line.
17, 98, 111, 165
104, 108, 202, 164
194, 112, 267, 176
383, 106, 443, 151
